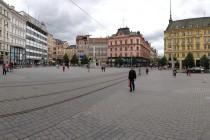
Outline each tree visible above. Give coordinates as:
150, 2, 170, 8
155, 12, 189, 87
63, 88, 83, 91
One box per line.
63, 53, 69, 65
70, 54, 78, 65
159, 56, 167, 66
200, 55, 209, 69
81, 55, 89, 65
184, 52, 195, 68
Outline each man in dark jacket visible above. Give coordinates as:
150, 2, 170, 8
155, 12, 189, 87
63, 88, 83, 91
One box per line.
128, 68, 137, 92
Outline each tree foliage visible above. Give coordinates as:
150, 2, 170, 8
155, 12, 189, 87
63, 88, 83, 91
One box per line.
159, 56, 167, 66
184, 52, 195, 68
200, 55, 209, 69
81, 55, 89, 65
63, 53, 69, 65
70, 54, 78, 65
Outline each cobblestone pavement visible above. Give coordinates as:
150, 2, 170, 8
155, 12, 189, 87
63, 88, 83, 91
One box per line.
0, 67, 210, 140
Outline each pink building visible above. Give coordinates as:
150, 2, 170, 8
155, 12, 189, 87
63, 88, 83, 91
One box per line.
108, 27, 151, 66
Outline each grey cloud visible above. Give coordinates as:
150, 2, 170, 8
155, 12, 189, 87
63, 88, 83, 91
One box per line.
145, 30, 163, 42
24, 0, 104, 43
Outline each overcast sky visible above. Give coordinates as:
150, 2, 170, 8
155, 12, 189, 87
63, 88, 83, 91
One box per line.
4, 0, 210, 55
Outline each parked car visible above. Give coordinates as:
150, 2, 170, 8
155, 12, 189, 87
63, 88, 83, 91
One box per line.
189, 67, 205, 73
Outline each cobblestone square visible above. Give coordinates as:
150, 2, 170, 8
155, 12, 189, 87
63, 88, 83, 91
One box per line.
0, 67, 210, 140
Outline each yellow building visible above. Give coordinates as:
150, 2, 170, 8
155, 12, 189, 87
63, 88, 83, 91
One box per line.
164, 17, 210, 69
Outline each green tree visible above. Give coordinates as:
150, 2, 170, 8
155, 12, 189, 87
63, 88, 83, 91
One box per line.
70, 54, 78, 65
159, 56, 167, 66
81, 55, 89, 65
200, 55, 209, 69
184, 52, 195, 68
63, 53, 69, 65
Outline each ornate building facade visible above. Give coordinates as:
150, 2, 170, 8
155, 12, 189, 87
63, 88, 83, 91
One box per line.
108, 27, 151, 66
164, 17, 210, 69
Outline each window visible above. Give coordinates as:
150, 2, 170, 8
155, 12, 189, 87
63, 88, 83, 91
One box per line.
130, 39, 133, 44
137, 39, 139, 44
137, 47, 139, 50
181, 53, 185, 58
115, 48, 117, 51
110, 48, 112, 51
196, 44, 200, 50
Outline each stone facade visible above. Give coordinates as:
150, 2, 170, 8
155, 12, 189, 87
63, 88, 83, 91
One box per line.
108, 27, 151, 66
76, 35, 108, 65
52, 39, 69, 64
88, 38, 108, 65
0, 0, 10, 64
164, 17, 210, 69
9, 6, 26, 65
65, 45, 77, 61
47, 34, 56, 63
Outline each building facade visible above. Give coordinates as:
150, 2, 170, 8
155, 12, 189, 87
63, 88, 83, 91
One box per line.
0, 1, 10, 64
65, 45, 77, 61
20, 12, 48, 65
47, 34, 56, 64
88, 38, 108, 65
164, 17, 210, 69
52, 39, 69, 64
76, 35, 108, 65
108, 27, 151, 66
9, 6, 26, 65
76, 35, 90, 59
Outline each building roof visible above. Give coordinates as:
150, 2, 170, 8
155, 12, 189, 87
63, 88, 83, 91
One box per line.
116, 27, 130, 35
165, 17, 210, 32
111, 27, 141, 37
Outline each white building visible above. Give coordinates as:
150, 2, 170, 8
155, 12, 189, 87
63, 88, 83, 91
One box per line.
20, 12, 48, 65
0, 0, 10, 64
9, 6, 26, 65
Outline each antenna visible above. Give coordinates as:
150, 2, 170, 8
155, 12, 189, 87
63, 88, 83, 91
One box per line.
169, 0, 172, 22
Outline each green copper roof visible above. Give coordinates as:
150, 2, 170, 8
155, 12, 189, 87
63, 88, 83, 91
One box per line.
165, 17, 210, 32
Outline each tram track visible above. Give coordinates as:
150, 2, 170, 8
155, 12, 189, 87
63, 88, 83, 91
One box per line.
0, 71, 127, 88
0, 74, 126, 103
0, 76, 127, 118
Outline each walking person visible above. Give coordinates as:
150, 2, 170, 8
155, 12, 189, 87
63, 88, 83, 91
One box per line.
62, 63, 65, 72
173, 69, 177, 78
146, 67, 149, 75
2, 63, 6, 75
101, 66, 104, 72
128, 68, 137, 92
